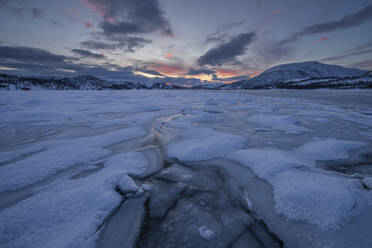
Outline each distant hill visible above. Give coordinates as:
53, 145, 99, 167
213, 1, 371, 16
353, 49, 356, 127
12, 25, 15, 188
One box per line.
227, 61, 369, 89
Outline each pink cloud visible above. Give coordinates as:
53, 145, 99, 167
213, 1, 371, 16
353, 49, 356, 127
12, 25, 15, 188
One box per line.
80, 0, 110, 19
84, 20, 93, 28
273, 9, 281, 14
320, 37, 329, 41
65, 9, 80, 21
80, 0, 116, 23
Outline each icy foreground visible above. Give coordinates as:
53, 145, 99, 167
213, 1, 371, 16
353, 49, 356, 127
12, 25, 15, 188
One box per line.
0, 90, 372, 248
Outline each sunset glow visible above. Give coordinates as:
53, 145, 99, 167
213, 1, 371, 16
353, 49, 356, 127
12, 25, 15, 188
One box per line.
149, 64, 188, 77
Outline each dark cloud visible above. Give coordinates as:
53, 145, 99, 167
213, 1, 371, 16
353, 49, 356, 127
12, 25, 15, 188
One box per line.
81, 36, 152, 52
81, 41, 117, 50
348, 59, 372, 70
71, 49, 105, 59
205, 33, 228, 44
186, 68, 215, 75
252, 38, 293, 68
0, 1, 44, 18
0, 45, 69, 65
205, 20, 244, 43
197, 32, 256, 66
0, 44, 146, 80
322, 48, 372, 62
31, 8, 43, 18
81, 0, 172, 52
0, 0, 27, 15
152, 76, 203, 86
0, 44, 207, 85
134, 68, 165, 76
283, 3, 372, 44
322, 40, 372, 62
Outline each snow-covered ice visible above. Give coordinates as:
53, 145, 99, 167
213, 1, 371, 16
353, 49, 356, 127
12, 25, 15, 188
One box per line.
118, 174, 139, 194
167, 127, 246, 162
0, 90, 371, 248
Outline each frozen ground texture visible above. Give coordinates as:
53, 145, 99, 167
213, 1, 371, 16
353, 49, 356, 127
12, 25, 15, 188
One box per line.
0, 90, 372, 248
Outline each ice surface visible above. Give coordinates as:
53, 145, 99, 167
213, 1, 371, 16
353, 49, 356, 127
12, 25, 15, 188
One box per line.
0, 151, 149, 248
228, 138, 369, 229
167, 127, 246, 162
362, 177, 372, 189
246, 113, 311, 134
0, 90, 371, 248
118, 175, 139, 194
198, 226, 216, 240
0, 128, 146, 192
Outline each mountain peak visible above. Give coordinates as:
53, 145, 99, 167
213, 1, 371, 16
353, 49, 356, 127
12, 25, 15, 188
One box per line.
237, 61, 366, 88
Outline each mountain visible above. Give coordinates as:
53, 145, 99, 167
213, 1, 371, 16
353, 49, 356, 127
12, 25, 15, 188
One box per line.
0, 74, 189, 90
230, 61, 367, 89
1, 61, 371, 91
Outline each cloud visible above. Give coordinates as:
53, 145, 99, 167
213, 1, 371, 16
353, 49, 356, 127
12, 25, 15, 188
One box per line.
31, 8, 43, 18
346, 40, 372, 53
319, 37, 329, 41
273, 9, 281, 14
81, 40, 117, 50
0, 45, 69, 65
81, 36, 152, 52
148, 63, 187, 77
348, 59, 372, 70
197, 32, 256, 66
84, 20, 94, 28
71, 49, 105, 59
134, 68, 164, 77
0, 0, 27, 15
0, 44, 148, 80
213, 75, 250, 83
80, 0, 173, 52
283, 3, 372, 43
65, 9, 80, 21
0, 1, 61, 25
0, 45, 215, 85
322, 40, 372, 62
205, 20, 244, 43
186, 68, 215, 75
1, 1, 44, 19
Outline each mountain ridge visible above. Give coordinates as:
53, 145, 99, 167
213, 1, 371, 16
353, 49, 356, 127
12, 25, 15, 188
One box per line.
231, 61, 367, 89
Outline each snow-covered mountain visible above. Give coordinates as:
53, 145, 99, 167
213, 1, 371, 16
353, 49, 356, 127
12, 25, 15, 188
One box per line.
0, 74, 188, 90
1, 61, 371, 90
231, 61, 367, 89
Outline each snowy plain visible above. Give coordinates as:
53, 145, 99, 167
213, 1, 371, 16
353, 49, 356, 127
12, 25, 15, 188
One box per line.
0, 90, 372, 248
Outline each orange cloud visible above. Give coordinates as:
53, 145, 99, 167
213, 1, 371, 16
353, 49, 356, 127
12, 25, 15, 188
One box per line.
216, 69, 242, 78
165, 53, 172, 59
185, 74, 213, 81
249, 71, 261, 78
150, 64, 187, 77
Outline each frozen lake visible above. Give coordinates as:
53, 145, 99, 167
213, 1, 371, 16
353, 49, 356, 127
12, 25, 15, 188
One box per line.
0, 90, 372, 248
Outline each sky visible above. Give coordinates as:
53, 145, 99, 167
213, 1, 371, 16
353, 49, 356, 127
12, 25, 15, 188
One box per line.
0, 0, 372, 84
